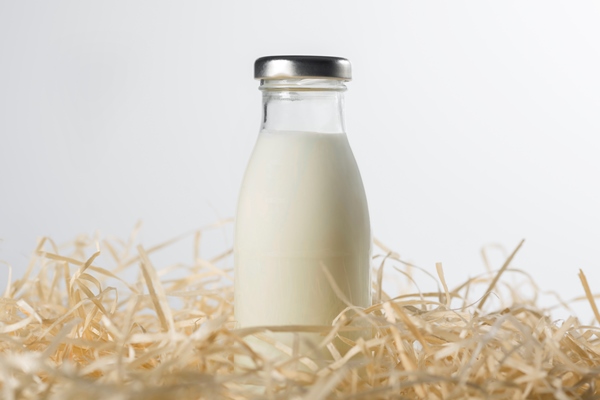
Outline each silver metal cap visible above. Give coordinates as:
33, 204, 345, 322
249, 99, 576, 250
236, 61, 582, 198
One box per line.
254, 55, 352, 80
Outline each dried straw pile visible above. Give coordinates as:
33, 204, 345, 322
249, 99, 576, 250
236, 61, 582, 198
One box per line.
1, 223, 600, 399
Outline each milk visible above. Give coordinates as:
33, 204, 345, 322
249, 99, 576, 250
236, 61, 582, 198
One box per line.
234, 130, 371, 359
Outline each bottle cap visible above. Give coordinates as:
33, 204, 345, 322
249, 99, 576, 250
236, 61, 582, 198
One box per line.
254, 55, 351, 81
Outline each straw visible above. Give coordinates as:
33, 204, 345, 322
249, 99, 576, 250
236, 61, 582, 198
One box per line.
1, 224, 599, 399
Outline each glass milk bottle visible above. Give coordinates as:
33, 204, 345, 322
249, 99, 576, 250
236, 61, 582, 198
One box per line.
234, 56, 371, 359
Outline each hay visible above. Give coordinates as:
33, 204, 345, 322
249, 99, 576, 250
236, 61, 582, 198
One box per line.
1, 222, 600, 399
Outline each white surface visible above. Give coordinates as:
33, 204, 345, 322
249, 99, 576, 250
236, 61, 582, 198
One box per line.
1, 1, 599, 320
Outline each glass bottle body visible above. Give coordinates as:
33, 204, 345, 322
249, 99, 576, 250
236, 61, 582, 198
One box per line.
234, 79, 371, 358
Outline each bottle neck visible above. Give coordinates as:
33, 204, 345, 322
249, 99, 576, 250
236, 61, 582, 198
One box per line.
259, 79, 347, 134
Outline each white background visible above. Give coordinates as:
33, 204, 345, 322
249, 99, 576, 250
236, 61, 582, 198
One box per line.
1, 1, 599, 319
